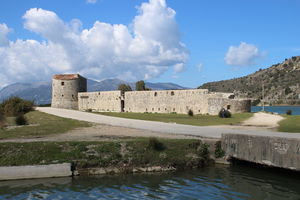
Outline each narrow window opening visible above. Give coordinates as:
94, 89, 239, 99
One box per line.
171, 91, 174, 96
154, 92, 157, 97
61, 82, 64, 86
227, 105, 231, 110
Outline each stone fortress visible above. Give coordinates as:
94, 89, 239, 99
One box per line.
51, 74, 251, 115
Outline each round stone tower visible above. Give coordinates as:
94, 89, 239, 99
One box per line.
51, 74, 87, 109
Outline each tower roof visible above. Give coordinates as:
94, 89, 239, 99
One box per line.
53, 74, 82, 80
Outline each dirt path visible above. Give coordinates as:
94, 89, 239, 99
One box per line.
213, 112, 284, 131
2, 109, 298, 143
242, 112, 284, 128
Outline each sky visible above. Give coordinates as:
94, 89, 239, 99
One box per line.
0, 0, 300, 89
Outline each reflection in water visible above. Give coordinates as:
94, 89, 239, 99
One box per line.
0, 164, 300, 200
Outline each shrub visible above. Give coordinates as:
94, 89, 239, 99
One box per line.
148, 137, 166, 151
285, 87, 292, 95
0, 97, 34, 117
251, 99, 261, 106
286, 109, 292, 115
15, 114, 28, 126
187, 109, 194, 117
0, 112, 6, 128
218, 108, 231, 118
215, 141, 225, 158
199, 143, 210, 159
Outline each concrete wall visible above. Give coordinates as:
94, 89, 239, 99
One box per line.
0, 163, 72, 181
222, 134, 300, 171
51, 75, 87, 109
78, 91, 123, 112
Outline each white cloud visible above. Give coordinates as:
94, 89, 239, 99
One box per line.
224, 42, 263, 66
197, 63, 203, 72
0, 23, 10, 46
0, 0, 188, 87
86, 0, 97, 4
173, 63, 184, 73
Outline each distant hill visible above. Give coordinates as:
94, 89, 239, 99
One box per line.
0, 82, 51, 105
199, 56, 300, 105
0, 78, 187, 105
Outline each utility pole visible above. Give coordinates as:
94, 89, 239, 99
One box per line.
262, 82, 265, 111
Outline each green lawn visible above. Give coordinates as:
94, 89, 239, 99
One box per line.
278, 115, 300, 133
98, 112, 253, 126
0, 138, 211, 168
0, 111, 91, 139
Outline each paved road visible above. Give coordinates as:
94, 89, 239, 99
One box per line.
37, 107, 300, 139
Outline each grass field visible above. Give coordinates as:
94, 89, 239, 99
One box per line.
278, 115, 300, 133
98, 112, 253, 126
0, 138, 211, 168
0, 111, 91, 139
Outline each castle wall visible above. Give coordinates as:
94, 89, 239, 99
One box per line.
51, 75, 86, 109
78, 91, 122, 112
125, 89, 210, 114
51, 74, 251, 115
124, 89, 250, 115
208, 98, 251, 115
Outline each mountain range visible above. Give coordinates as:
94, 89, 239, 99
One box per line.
0, 78, 187, 105
199, 56, 300, 105
2, 56, 299, 105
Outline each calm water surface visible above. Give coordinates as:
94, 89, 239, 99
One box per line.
1, 165, 300, 200
251, 106, 300, 115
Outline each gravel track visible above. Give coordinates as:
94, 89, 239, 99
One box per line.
35, 107, 300, 140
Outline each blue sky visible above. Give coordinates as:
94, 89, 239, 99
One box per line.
0, 0, 299, 88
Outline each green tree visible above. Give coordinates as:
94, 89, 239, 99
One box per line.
135, 80, 151, 91
118, 84, 132, 94
136, 80, 146, 91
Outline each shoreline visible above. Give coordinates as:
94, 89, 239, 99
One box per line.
254, 105, 300, 107
0, 160, 218, 182
0, 138, 219, 181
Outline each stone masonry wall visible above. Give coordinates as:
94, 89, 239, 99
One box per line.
208, 98, 251, 115
125, 89, 250, 115
51, 74, 251, 115
78, 91, 122, 112
51, 76, 86, 109
126, 89, 221, 114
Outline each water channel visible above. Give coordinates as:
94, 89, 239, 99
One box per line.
1, 164, 300, 200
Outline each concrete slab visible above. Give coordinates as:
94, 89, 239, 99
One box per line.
0, 163, 72, 181
222, 134, 300, 171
